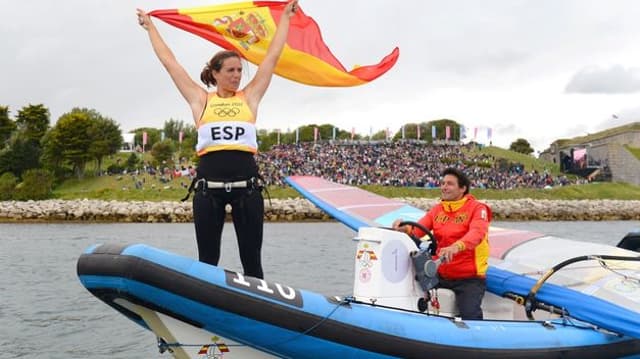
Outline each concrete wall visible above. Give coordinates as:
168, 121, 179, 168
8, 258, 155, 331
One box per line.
548, 129, 640, 183
607, 144, 640, 185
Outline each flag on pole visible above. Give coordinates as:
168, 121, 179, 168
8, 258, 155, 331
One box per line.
417, 125, 421, 140
445, 126, 451, 140
314, 127, 318, 143
150, 2, 399, 87
474, 127, 478, 139
487, 127, 493, 140
431, 125, 436, 139
460, 126, 466, 140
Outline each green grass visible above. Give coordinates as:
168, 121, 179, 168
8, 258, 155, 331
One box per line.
625, 145, 640, 161
53, 173, 188, 201
52, 174, 640, 201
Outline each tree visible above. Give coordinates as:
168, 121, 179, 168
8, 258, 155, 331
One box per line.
371, 130, 389, 141
42, 110, 94, 178
133, 127, 162, 151
395, 122, 427, 141
293, 125, 316, 143
150, 139, 176, 168
41, 108, 123, 178
173, 122, 196, 162
0, 136, 42, 178
87, 115, 123, 175
15, 104, 50, 143
1, 104, 50, 175
0, 106, 16, 146
394, 119, 464, 142
163, 118, 188, 142
258, 129, 278, 151
428, 119, 462, 141
509, 138, 534, 155
126, 152, 140, 172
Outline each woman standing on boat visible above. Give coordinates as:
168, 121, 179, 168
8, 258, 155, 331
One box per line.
393, 167, 491, 319
136, 0, 299, 279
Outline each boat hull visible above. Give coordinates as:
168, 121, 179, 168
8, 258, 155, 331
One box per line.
77, 243, 640, 359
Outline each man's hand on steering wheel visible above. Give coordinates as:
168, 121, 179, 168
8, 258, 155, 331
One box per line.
392, 219, 437, 253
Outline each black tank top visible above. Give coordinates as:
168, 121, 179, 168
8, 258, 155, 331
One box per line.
196, 150, 258, 181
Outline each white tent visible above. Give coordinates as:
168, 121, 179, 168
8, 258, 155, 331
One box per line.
121, 133, 135, 151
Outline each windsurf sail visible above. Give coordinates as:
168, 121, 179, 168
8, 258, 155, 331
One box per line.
285, 176, 423, 231
150, 1, 399, 87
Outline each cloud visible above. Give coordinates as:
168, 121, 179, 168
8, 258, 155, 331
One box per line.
565, 65, 640, 94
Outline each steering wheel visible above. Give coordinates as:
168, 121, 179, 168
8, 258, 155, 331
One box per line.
398, 221, 437, 253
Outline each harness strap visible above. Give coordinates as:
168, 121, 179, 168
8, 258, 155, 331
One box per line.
205, 180, 250, 190
181, 176, 266, 201
181, 177, 198, 202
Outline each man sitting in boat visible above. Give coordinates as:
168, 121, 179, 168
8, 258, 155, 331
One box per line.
393, 167, 492, 319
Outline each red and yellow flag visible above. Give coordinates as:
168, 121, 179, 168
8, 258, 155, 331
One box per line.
150, 1, 399, 87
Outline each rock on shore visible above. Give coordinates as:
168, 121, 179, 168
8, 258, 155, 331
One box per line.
1, 198, 640, 222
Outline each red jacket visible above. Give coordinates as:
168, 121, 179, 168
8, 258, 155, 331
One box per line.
411, 194, 491, 280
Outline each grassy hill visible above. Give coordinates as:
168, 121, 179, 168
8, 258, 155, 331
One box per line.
52, 174, 640, 201
50, 145, 640, 201
554, 122, 640, 148
465, 145, 560, 174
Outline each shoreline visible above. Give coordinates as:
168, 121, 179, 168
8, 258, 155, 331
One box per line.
1, 198, 640, 223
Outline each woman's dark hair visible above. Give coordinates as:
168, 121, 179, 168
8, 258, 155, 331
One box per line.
441, 167, 470, 195
200, 51, 241, 87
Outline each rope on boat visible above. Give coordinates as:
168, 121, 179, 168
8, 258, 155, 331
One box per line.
268, 296, 351, 348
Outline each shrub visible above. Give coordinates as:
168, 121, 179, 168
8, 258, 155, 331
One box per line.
0, 172, 17, 200
13, 169, 54, 201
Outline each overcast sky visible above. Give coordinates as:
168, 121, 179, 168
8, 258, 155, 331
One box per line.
3, 0, 640, 153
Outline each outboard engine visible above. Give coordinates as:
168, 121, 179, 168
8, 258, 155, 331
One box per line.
352, 227, 459, 316
617, 230, 640, 252
352, 227, 425, 311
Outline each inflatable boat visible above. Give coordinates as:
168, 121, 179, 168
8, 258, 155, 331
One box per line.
76, 176, 640, 358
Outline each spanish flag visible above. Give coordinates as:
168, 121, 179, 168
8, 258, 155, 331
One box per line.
150, 1, 399, 87
198, 345, 210, 354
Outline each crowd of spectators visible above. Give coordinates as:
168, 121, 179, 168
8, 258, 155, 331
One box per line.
255, 141, 579, 190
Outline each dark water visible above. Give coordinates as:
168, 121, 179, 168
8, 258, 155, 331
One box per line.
1, 221, 638, 359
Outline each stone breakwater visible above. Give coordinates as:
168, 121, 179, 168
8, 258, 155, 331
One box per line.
1, 198, 640, 223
